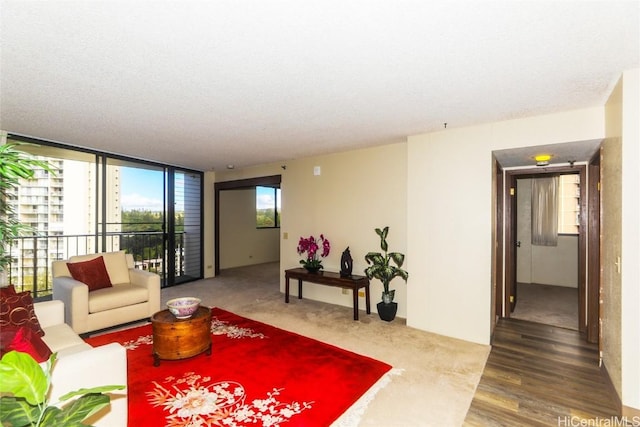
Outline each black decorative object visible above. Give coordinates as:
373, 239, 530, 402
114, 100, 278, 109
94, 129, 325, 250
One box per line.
377, 302, 398, 322
340, 247, 353, 277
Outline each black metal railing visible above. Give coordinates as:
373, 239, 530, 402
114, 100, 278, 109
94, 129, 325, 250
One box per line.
7, 231, 185, 298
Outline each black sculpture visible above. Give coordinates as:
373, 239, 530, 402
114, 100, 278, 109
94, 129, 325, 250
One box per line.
340, 247, 353, 277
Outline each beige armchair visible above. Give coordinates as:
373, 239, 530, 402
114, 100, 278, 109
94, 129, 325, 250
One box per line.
52, 251, 161, 334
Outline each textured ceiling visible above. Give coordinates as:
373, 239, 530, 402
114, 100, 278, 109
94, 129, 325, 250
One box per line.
1, 1, 638, 171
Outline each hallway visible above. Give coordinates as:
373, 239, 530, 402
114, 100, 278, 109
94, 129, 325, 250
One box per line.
464, 318, 619, 426
511, 282, 578, 331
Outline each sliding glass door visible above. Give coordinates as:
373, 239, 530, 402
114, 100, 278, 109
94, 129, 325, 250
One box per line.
6, 136, 203, 295
171, 170, 202, 285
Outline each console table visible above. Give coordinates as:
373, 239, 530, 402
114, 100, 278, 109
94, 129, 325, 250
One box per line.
284, 268, 371, 320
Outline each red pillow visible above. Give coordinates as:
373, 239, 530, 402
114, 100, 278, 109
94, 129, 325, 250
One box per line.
0, 290, 45, 336
0, 285, 17, 297
0, 325, 52, 363
67, 256, 113, 292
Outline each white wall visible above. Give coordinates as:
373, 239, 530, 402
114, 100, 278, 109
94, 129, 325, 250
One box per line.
279, 144, 408, 318
200, 70, 640, 412
407, 107, 605, 345
209, 144, 407, 317
529, 236, 578, 287
219, 188, 280, 269
620, 69, 640, 413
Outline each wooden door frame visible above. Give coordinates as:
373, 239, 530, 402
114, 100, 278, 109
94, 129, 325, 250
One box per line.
587, 151, 600, 343
493, 159, 504, 327
504, 172, 518, 314
500, 165, 590, 335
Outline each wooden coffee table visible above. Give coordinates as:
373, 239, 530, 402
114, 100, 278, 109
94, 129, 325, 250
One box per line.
151, 306, 212, 366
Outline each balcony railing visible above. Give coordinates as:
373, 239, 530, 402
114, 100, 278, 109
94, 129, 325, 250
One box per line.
7, 231, 185, 298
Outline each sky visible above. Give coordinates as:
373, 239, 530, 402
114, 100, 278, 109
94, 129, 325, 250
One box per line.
120, 167, 164, 211
256, 186, 279, 210
121, 167, 279, 211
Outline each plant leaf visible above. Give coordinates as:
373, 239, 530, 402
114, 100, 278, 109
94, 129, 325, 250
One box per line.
59, 385, 125, 402
375, 227, 389, 252
0, 396, 42, 426
0, 143, 57, 272
364, 252, 384, 266
0, 351, 48, 406
388, 252, 405, 268
39, 405, 65, 427
43, 394, 111, 426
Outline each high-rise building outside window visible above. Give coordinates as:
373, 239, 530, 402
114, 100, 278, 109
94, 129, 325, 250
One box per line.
558, 174, 580, 235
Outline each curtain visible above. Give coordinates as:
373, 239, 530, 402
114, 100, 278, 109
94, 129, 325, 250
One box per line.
531, 176, 558, 246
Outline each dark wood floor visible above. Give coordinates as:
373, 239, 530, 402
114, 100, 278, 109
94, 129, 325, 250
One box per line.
464, 318, 619, 426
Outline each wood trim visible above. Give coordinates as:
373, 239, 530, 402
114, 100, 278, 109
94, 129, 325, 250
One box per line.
214, 183, 220, 275
504, 172, 517, 315
503, 165, 588, 331
578, 166, 587, 334
587, 151, 601, 343
495, 159, 504, 322
214, 175, 280, 191
502, 165, 584, 177
600, 361, 623, 415
623, 405, 640, 419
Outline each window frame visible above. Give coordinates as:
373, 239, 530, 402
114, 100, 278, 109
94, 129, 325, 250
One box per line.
255, 185, 281, 229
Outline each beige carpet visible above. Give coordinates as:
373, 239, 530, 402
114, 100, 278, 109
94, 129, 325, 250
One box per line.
160, 262, 490, 427
511, 282, 578, 330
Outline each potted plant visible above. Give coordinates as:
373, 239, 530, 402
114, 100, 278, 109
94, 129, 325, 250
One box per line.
0, 143, 55, 281
297, 234, 330, 273
364, 226, 408, 321
0, 350, 124, 426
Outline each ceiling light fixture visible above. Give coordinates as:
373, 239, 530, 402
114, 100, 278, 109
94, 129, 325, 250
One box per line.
534, 154, 551, 166
226, 164, 235, 170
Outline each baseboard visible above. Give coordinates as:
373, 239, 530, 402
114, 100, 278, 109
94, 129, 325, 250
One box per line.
600, 362, 622, 414
601, 362, 640, 420
622, 404, 640, 419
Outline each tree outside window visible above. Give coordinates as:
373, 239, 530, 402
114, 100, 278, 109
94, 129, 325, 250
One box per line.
256, 186, 280, 228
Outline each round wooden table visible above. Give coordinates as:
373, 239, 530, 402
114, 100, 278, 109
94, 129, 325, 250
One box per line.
151, 306, 212, 366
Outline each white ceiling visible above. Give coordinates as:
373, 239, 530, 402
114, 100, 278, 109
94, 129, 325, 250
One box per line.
1, 1, 638, 171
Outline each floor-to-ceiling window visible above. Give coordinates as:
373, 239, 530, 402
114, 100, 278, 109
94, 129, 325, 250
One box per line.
171, 169, 202, 285
5, 135, 203, 295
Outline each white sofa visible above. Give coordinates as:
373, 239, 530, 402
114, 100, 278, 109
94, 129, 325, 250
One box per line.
35, 299, 127, 426
52, 251, 161, 334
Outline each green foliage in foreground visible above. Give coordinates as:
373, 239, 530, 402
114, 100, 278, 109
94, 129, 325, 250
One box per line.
0, 143, 56, 272
0, 351, 125, 427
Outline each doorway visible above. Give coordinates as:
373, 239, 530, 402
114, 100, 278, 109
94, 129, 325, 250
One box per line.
504, 165, 587, 333
214, 175, 281, 275
495, 148, 601, 343
510, 174, 580, 330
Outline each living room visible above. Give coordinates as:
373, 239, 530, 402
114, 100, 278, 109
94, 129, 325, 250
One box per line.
1, 1, 639, 424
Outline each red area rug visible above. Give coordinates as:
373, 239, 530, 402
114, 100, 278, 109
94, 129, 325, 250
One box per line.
85, 307, 392, 427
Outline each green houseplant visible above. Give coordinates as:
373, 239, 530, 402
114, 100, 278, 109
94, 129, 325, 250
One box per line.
364, 226, 408, 321
0, 143, 55, 275
0, 350, 125, 427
